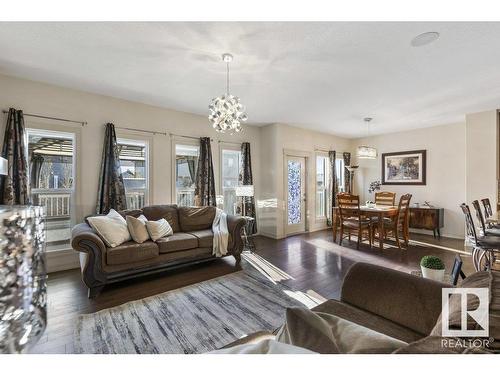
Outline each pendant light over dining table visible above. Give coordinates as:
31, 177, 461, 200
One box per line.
357, 117, 377, 159
208, 53, 248, 133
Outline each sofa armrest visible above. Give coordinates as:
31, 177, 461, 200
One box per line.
340, 262, 447, 336
226, 214, 247, 256
71, 223, 108, 290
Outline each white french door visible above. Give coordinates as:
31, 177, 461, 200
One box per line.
286, 155, 306, 235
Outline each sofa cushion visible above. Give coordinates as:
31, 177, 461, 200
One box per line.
106, 240, 159, 265
143, 205, 180, 232
156, 232, 198, 254
275, 307, 406, 354
126, 215, 150, 243
312, 299, 423, 343
178, 206, 216, 232
87, 209, 131, 248
145, 218, 173, 241
430, 270, 499, 350
188, 229, 214, 248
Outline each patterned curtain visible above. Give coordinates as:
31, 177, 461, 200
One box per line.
30, 154, 44, 189
194, 137, 216, 206
0, 108, 30, 204
343, 152, 351, 193
328, 150, 337, 226
186, 158, 196, 183
96, 123, 127, 214
239, 142, 257, 234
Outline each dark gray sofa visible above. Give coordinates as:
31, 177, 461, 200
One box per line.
71, 205, 246, 298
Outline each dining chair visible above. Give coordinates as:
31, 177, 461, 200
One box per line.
374, 191, 396, 206
337, 193, 373, 249
450, 254, 466, 286
481, 198, 493, 219
373, 193, 412, 249
460, 203, 500, 271
331, 197, 345, 242
471, 200, 500, 237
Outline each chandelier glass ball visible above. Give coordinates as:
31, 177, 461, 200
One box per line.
209, 94, 247, 133
208, 53, 248, 133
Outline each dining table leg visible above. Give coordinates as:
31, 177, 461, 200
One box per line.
378, 212, 384, 250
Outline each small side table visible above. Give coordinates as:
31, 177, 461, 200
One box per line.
241, 216, 256, 253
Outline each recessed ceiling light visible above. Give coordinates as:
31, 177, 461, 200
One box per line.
411, 32, 440, 47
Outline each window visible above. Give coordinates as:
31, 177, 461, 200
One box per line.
336, 158, 345, 192
117, 138, 149, 210
221, 149, 242, 215
316, 155, 329, 219
27, 129, 75, 251
175, 144, 199, 206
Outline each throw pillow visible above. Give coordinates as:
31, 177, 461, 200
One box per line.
275, 307, 406, 354
126, 214, 150, 243
87, 209, 131, 248
146, 218, 173, 241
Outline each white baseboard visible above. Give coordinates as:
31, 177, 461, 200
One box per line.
47, 248, 80, 273
409, 228, 464, 240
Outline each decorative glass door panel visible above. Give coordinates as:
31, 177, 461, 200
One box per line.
286, 156, 306, 235
288, 161, 301, 224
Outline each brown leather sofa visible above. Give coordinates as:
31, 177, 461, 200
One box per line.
224, 262, 499, 353
71, 205, 246, 298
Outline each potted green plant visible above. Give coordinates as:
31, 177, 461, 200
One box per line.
420, 255, 445, 281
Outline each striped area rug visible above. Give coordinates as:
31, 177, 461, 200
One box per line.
74, 265, 310, 354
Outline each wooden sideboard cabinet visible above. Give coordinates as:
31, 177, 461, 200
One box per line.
409, 207, 444, 238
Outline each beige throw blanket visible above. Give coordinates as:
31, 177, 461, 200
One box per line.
212, 208, 229, 257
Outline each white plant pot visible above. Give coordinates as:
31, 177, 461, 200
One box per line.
421, 266, 445, 282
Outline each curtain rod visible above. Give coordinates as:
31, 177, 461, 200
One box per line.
169, 133, 213, 141
115, 126, 167, 136
315, 148, 350, 154
2, 110, 87, 126
218, 140, 241, 145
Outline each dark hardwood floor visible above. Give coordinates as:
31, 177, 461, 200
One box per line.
30, 230, 472, 353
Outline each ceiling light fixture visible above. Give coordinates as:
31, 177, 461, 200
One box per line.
357, 117, 377, 160
208, 53, 247, 133
411, 32, 440, 47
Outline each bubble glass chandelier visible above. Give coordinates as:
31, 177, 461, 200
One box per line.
208, 53, 247, 133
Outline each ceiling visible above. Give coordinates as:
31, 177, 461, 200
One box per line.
0, 22, 500, 138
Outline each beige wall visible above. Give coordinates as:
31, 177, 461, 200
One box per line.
0, 73, 261, 271
258, 123, 350, 239
351, 122, 467, 239
465, 110, 498, 211
352, 112, 499, 240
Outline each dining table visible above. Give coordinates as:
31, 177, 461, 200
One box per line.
333, 205, 399, 250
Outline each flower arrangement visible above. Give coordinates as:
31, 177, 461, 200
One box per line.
368, 180, 382, 194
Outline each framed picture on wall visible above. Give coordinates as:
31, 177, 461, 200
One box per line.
381, 150, 426, 185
